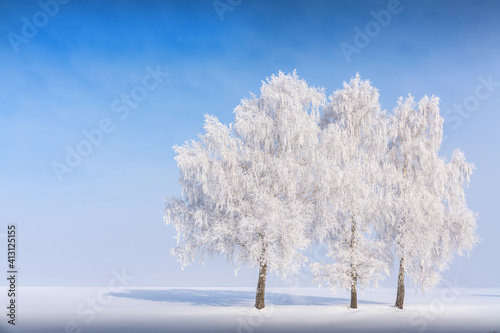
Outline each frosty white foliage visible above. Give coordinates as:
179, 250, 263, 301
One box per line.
311, 74, 390, 294
165, 71, 477, 300
165, 71, 325, 279
384, 95, 478, 292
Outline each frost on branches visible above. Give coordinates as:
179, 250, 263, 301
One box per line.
165, 71, 477, 311
311, 75, 390, 309
165, 71, 325, 310
384, 95, 478, 309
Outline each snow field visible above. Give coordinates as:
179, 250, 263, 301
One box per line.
1, 286, 498, 333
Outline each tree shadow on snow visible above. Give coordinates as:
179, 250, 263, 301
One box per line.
107, 289, 384, 307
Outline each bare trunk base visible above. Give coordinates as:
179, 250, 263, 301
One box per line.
350, 275, 357, 309
395, 257, 405, 309
255, 261, 267, 310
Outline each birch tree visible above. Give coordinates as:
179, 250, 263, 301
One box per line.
311, 74, 390, 309
165, 71, 325, 310
385, 95, 477, 309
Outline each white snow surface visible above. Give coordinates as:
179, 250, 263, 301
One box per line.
1, 286, 499, 333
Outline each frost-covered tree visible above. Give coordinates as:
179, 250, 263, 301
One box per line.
165, 71, 325, 310
384, 95, 477, 309
311, 74, 390, 309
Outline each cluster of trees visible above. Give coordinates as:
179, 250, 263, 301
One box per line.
165, 72, 477, 310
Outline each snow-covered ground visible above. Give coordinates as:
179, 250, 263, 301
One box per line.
1, 286, 499, 333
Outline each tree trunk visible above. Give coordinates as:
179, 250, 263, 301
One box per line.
395, 256, 405, 309
255, 248, 267, 310
349, 217, 357, 309
350, 273, 358, 309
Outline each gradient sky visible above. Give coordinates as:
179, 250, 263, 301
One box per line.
0, 0, 499, 289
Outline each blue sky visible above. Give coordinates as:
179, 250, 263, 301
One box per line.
0, 0, 499, 289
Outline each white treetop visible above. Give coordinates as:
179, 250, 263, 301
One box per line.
311, 74, 390, 298
165, 71, 325, 280
385, 95, 477, 292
